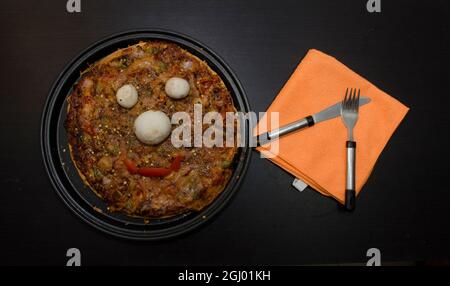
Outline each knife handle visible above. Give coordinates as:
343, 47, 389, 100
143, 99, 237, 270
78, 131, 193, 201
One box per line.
345, 141, 356, 211
267, 115, 314, 140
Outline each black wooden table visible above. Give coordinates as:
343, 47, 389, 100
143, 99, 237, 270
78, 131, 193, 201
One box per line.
1, 0, 449, 265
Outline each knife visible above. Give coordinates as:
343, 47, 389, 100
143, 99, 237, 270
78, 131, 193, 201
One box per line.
257, 97, 371, 146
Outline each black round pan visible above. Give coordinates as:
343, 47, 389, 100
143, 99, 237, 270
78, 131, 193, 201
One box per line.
41, 29, 251, 240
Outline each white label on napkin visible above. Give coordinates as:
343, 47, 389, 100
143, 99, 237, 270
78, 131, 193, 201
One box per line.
292, 178, 308, 192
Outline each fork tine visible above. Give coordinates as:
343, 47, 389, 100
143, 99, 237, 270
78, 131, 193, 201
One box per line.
352, 88, 357, 112
347, 88, 353, 111
349, 88, 354, 108
355, 89, 360, 112
343, 88, 349, 107
342, 88, 347, 111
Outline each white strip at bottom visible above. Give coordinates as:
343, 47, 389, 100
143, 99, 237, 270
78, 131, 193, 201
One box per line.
292, 178, 308, 192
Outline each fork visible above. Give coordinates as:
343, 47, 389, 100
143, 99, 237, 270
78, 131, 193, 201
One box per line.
341, 88, 360, 211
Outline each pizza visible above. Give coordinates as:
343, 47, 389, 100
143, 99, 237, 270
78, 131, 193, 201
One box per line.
65, 41, 237, 217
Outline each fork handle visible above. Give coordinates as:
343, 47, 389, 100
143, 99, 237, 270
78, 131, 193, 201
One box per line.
345, 141, 356, 211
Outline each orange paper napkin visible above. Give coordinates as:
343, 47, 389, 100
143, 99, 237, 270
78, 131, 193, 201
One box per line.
256, 49, 409, 203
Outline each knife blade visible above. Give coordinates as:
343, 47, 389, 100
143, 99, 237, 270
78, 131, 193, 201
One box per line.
257, 97, 371, 146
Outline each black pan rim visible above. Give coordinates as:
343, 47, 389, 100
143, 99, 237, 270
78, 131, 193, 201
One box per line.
40, 28, 252, 241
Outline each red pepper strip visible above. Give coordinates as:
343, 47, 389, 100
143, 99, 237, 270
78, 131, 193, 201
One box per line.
124, 159, 139, 174
123, 155, 184, 177
137, 167, 171, 177
170, 155, 184, 171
